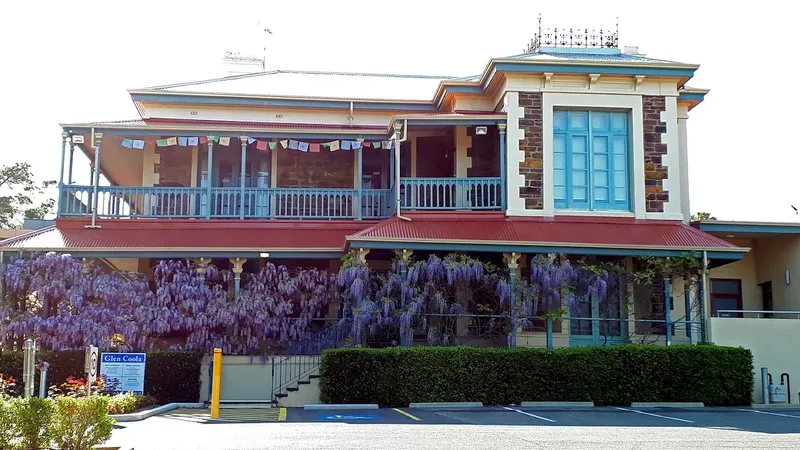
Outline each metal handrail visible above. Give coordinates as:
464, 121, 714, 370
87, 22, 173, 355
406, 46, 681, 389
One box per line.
270, 320, 350, 403
715, 310, 800, 319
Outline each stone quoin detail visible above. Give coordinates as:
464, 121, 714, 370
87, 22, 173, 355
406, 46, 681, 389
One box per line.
643, 96, 669, 213
518, 92, 544, 210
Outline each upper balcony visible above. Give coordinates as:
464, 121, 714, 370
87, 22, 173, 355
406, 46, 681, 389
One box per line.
57, 120, 506, 220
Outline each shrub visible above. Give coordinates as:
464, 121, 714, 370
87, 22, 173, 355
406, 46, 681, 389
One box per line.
319, 345, 754, 407
144, 351, 203, 403
107, 393, 157, 415
0, 398, 15, 449
49, 396, 115, 450
0, 350, 203, 403
12, 396, 53, 450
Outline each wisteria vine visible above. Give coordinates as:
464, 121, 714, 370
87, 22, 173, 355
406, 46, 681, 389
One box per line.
1, 254, 336, 354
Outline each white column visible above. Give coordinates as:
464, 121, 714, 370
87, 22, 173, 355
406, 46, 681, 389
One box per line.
678, 106, 691, 223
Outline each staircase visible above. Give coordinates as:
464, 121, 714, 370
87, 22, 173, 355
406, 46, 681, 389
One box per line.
270, 321, 348, 406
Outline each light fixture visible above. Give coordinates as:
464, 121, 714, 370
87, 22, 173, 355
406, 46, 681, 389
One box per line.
786, 269, 791, 285
475, 126, 488, 135
259, 252, 270, 258
725, 234, 734, 238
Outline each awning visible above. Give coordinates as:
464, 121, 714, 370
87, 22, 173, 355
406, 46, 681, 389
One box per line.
0, 218, 374, 259
346, 212, 748, 259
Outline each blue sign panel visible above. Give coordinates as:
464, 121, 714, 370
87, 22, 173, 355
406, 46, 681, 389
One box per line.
99, 352, 146, 394
319, 414, 380, 420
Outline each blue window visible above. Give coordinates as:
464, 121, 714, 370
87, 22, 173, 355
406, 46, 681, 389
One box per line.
553, 110, 630, 211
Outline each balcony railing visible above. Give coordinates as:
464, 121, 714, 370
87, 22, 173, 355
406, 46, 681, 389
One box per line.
61, 185, 393, 220
60, 178, 504, 219
399, 177, 503, 210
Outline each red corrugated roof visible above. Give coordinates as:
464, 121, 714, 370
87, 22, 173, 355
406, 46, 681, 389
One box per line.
348, 212, 741, 251
0, 219, 373, 252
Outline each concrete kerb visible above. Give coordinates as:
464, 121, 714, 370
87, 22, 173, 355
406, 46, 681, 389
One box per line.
409, 402, 483, 409
110, 402, 205, 422
630, 402, 705, 408
751, 403, 800, 409
520, 401, 595, 408
304, 404, 379, 410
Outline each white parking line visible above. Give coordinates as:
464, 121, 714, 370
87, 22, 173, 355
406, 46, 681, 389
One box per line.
614, 407, 694, 423
739, 409, 800, 419
502, 406, 556, 423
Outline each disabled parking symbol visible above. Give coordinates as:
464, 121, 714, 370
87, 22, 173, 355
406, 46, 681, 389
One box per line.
319, 414, 380, 420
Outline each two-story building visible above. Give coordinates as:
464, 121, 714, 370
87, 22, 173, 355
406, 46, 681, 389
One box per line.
0, 27, 749, 348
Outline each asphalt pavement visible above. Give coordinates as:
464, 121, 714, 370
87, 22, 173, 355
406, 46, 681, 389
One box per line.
107, 406, 800, 449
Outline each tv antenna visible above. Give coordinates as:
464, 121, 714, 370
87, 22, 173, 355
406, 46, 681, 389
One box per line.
258, 22, 273, 71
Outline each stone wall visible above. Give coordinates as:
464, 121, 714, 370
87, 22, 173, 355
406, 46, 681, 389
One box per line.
643, 96, 669, 213
518, 92, 543, 209
277, 147, 354, 188
467, 126, 500, 178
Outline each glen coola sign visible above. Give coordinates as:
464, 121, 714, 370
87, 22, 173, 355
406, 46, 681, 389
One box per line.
99, 353, 146, 394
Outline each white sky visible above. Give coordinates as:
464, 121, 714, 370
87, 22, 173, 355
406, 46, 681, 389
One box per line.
0, 0, 795, 222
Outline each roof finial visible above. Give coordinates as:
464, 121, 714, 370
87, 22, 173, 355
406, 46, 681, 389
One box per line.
527, 15, 618, 51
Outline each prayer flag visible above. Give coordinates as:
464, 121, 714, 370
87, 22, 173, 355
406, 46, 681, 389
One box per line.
298, 142, 309, 152
329, 140, 340, 151
373, 141, 382, 149
121, 139, 133, 148
132, 140, 145, 149
280, 139, 288, 148
341, 140, 352, 151
166, 137, 178, 146
188, 137, 199, 146
248, 137, 255, 144
268, 141, 277, 150
257, 140, 268, 151
351, 141, 361, 150
219, 136, 231, 146
199, 136, 208, 144
178, 137, 188, 146
288, 140, 299, 150
386, 140, 393, 149
156, 139, 169, 147
309, 143, 320, 153
363, 142, 372, 148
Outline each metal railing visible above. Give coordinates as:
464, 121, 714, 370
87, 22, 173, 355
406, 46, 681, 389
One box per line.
270, 320, 350, 403
715, 310, 800, 319
60, 185, 394, 220
399, 177, 503, 210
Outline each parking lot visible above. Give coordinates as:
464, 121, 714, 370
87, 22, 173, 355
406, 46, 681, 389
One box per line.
108, 406, 800, 449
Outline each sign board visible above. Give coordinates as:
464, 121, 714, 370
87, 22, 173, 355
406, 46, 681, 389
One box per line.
319, 414, 380, 420
99, 353, 146, 395
86, 346, 98, 387
71, 135, 85, 144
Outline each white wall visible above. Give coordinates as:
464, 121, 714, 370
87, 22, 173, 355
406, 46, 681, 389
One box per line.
140, 102, 396, 127
754, 235, 800, 311
709, 239, 761, 311
710, 317, 800, 404
199, 355, 320, 403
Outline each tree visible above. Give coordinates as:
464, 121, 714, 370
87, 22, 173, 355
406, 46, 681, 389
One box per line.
0, 162, 57, 228
691, 211, 716, 221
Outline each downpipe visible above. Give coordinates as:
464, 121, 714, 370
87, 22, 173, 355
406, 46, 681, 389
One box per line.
395, 119, 411, 222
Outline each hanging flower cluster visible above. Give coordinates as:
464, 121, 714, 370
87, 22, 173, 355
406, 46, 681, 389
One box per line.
1, 254, 336, 354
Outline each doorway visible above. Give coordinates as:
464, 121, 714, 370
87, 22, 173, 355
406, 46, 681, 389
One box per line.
710, 279, 743, 318
760, 281, 773, 318
415, 136, 454, 178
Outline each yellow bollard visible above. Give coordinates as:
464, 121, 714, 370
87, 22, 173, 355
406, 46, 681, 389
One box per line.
210, 348, 222, 419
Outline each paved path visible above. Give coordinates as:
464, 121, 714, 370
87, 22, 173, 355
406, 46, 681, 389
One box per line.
108, 406, 800, 449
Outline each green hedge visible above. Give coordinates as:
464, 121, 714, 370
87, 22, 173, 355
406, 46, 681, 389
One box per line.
0, 350, 203, 403
319, 345, 754, 407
